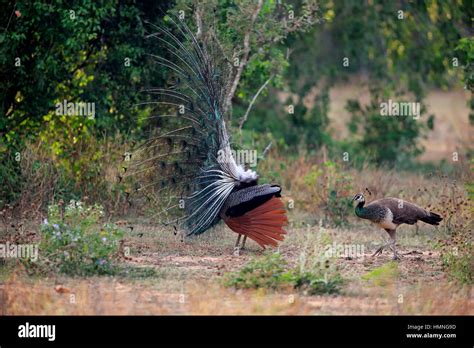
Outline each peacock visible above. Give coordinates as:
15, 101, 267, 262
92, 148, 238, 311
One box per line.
352, 193, 442, 260
120, 15, 287, 251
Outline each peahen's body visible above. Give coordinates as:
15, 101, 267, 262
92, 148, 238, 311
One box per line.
352, 193, 442, 259
121, 15, 287, 250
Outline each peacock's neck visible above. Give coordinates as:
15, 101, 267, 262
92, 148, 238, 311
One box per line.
355, 201, 368, 219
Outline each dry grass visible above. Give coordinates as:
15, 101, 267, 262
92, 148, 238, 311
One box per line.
1, 218, 472, 315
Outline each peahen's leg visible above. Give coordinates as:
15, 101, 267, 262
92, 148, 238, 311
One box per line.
372, 233, 390, 257
386, 229, 400, 260
372, 229, 398, 258
372, 242, 390, 257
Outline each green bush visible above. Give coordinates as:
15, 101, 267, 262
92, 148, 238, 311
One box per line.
346, 98, 427, 167
223, 252, 289, 290
291, 271, 342, 295
223, 252, 343, 295
29, 200, 124, 275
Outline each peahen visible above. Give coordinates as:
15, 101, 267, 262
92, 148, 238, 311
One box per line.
352, 193, 442, 260
120, 15, 287, 251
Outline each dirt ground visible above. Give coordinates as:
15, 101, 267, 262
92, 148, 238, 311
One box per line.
2, 221, 472, 315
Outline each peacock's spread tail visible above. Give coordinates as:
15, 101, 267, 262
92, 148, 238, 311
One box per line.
121, 14, 288, 248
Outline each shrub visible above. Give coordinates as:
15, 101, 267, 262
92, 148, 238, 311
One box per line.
431, 180, 473, 285
223, 248, 343, 295
223, 252, 289, 290
346, 96, 427, 167
439, 247, 472, 285
27, 200, 124, 276
291, 228, 343, 295
290, 270, 342, 295
301, 161, 354, 226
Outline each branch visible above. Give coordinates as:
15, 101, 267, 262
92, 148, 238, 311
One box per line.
262, 141, 272, 158
258, 4, 321, 45
222, 0, 263, 116
238, 74, 274, 141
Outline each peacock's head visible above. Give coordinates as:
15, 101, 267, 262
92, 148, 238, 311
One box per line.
352, 193, 365, 203
238, 167, 258, 184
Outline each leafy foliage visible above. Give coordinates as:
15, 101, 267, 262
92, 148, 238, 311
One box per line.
249, 0, 470, 163
27, 200, 124, 275
346, 98, 428, 166
1, 1, 170, 147
223, 252, 289, 290
455, 37, 474, 124
224, 246, 343, 295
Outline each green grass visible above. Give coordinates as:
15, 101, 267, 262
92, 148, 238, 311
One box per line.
223, 252, 343, 295
362, 262, 399, 286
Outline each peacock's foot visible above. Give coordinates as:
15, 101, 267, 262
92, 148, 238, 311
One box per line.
372, 246, 384, 257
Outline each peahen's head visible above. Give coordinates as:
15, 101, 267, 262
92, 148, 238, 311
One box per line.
352, 193, 365, 204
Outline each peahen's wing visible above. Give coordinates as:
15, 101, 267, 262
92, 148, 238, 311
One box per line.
121, 15, 257, 236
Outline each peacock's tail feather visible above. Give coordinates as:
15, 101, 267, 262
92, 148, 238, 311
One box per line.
121, 14, 257, 236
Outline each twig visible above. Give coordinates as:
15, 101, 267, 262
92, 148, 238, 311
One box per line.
3, 2, 16, 33
262, 141, 273, 158
238, 74, 274, 141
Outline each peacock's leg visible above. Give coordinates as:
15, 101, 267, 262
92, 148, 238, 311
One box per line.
234, 234, 242, 248
241, 235, 247, 250
233, 234, 242, 256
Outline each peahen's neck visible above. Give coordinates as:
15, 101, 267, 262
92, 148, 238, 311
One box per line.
355, 201, 368, 219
